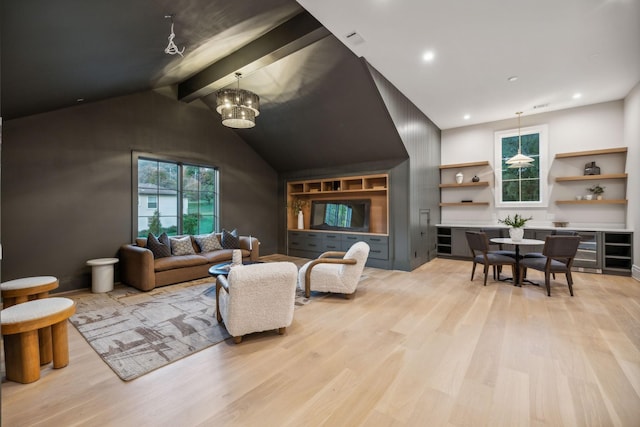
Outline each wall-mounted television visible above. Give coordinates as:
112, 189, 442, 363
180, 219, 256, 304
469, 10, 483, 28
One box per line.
310, 199, 371, 232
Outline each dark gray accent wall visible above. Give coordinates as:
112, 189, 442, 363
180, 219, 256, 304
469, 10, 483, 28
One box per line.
224, 36, 410, 173
366, 63, 442, 270
275, 58, 441, 272
1, 90, 279, 292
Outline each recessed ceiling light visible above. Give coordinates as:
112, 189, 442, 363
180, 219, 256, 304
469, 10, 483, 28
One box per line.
76, 98, 85, 102
572, 93, 582, 99
422, 51, 435, 62
507, 76, 518, 82
463, 114, 471, 120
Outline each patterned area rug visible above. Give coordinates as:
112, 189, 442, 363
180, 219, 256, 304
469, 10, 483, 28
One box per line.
69, 270, 312, 381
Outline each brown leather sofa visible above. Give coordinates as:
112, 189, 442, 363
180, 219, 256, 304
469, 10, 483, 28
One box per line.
119, 234, 259, 291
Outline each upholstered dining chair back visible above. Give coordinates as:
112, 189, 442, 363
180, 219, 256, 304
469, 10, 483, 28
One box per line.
542, 235, 581, 259
216, 261, 298, 343
466, 230, 490, 255
480, 227, 517, 259
524, 230, 579, 259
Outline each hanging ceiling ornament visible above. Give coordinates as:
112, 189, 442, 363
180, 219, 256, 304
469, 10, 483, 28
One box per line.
506, 112, 534, 168
164, 15, 185, 57
216, 73, 260, 129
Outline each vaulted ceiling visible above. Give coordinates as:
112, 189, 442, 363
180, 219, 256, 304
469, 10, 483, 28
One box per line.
2, 0, 638, 171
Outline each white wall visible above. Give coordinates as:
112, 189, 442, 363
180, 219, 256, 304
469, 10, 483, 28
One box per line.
624, 83, 640, 280
441, 101, 629, 229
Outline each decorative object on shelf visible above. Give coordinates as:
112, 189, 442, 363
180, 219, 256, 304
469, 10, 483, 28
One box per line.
164, 15, 185, 57
575, 195, 582, 200
506, 112, 534, 169
472, 175, 480, 182
216, 73, 260, 129
584, 194, 593, 200
498, 213, 532, 241
588, 183, 605, 200
455, 172, 464, 184
584, 161, 601, 175
289, 198, 308, 229
553, 221, 569, 227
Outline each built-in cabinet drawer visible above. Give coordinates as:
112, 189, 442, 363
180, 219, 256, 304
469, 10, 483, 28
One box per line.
322, 233, 342, 251
288, 231, 389, 264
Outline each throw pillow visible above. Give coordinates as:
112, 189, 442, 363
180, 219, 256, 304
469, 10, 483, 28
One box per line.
194, 233, 223, 252
147, 232, 171, 259
170, 236, 196, 256
221, 229, 240, 249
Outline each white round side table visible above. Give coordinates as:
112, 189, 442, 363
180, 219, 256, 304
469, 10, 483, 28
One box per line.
86, 258, 119, 293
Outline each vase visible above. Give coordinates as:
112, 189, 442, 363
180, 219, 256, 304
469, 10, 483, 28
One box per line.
455, 172, 464, 184
297, 211, 304, 229
472, 175, 480, 182
596, 195, 603, 200
509, 227, 524, 241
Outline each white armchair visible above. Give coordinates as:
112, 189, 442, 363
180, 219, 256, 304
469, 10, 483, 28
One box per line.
216, 261, 298, 343
298, 241, 370, 298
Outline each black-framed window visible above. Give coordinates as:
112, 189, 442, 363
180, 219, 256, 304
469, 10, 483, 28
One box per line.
494, 124, 548, 208
133, 152, 219, 238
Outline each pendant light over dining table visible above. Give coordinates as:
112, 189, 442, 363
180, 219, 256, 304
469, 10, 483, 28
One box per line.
216, 73, 260, 129
506, 112, 534, 169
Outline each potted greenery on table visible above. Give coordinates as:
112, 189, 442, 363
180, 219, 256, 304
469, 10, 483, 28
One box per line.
498, 213, 532, 241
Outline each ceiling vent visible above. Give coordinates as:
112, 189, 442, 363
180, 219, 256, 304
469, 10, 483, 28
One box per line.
345, 31, 365, 45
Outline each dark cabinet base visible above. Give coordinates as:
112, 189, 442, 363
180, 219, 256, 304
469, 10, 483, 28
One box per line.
288, 230, 390, 268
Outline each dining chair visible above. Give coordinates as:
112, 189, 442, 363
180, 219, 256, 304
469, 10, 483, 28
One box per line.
519, 235, 581, 296
465, 231, 516, 286
481, 228, 518, 278
523, 230, 579, 279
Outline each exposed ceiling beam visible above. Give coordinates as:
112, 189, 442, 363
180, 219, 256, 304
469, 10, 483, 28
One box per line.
178, 11, 330, 103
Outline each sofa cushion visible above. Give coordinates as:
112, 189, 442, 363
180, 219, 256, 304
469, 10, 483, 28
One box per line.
154, 254, 208, 272
194, 233, 223, 252
199, 249, 238, 263
147, 233, 171, 259
221, 229, 240, 249
170, 236, 196, 256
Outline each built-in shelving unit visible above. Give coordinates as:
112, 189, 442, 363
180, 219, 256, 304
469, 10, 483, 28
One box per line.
555, 147, 628, 159
555, 173, 627, 182
439, 181, 489, 188
439, 202, 490, 207
603, 232, 633, 275
439, 161, 491, 207
286, 173, 390, 268
439, 161, 490, 170
556, 199, 627, 205
287, 173, 388, 234
554, 147, 628, 205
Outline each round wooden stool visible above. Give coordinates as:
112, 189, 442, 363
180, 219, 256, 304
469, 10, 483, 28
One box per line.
1, 297, 76, 384
1, 276, 59, 307
1, 276, 59, 365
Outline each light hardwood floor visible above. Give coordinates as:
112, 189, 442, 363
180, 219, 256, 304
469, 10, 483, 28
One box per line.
2, 257, 640, 426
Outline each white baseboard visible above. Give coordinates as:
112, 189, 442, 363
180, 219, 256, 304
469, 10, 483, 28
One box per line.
632, 264, 640, 282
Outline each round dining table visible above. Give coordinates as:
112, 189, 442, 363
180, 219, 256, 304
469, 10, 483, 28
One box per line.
490, 237, 544, 286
